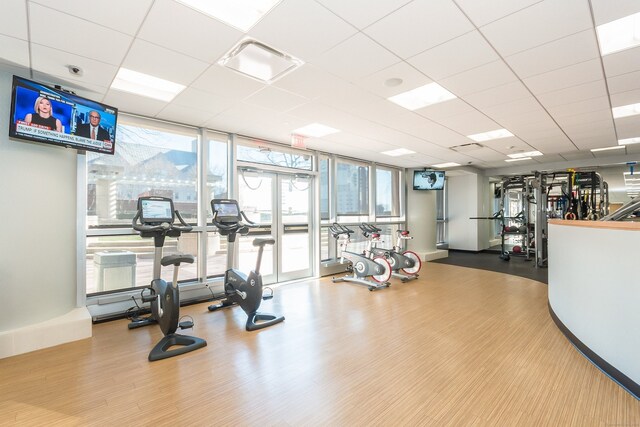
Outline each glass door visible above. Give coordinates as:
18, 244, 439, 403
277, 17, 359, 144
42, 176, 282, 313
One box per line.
237, 169, 313, 284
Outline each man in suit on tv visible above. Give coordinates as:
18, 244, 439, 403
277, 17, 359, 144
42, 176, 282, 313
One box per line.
74, 110, 110, 141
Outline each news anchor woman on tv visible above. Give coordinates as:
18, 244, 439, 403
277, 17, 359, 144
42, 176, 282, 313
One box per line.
74, 110, 111, 141
24, 96, 62, 132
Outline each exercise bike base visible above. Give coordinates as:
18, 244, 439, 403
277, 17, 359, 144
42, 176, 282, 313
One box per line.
392, 272, 419, 283
128, 317, 157, 330
208, 299, 234, 312
332, 276, 390, 291
246, 312, 285, 331
148, 333, 207, 362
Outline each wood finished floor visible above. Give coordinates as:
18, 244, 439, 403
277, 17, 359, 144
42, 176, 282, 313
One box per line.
1, 263, 638, 426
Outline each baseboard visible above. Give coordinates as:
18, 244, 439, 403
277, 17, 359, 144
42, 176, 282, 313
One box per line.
0, 307, 92, 359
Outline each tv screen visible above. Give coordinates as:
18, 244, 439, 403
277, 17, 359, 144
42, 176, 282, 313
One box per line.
9, 75, 117, 155
413, 170, 445, 190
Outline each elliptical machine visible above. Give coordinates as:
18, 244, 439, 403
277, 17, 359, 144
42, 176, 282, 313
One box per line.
129, 196, 207, 361
329, 223, 391, 291
359, 223, 421, 282
208, 199, 284, 331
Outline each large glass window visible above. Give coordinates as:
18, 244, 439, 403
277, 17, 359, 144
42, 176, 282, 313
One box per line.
206, 132, 229, 278
86, 117, 202, 295
336, 160, 369, 221
376, 166, 401, 218
319, 156, 330, 221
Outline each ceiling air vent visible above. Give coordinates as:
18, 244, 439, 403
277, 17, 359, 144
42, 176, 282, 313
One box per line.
450, 143, 483, 153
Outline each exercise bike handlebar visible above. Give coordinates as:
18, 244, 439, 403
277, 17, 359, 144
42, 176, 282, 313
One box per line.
212, 210, 257, 235
132, 210, 193, 234
329, 223, 353, 238
359, 222, 381, 238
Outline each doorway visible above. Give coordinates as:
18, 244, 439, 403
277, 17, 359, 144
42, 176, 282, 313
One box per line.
237, 169, 313, 284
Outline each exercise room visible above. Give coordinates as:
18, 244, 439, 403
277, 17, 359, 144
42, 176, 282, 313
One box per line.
1, 0, 639, 425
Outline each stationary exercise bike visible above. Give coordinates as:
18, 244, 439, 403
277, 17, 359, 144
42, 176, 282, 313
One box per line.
129, 196, 207, 361
208, 199, 284, 331
329, 223, 391, 291
359, 223, 421, 282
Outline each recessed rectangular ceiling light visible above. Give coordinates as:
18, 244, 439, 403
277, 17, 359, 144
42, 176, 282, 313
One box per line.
590, 145, 625, 152
596, 11, 640, 56
219, 38, 303, 83
388, 82, 456, 111
505, 157, 532, 162
381, 148, 416, 157
110, 68, 186, 102
612, 103, 640, 119
431, 162, 460, 168
618, 136, 640, 145
175, 0, 281, 32
507, 150, 543, 159
468, 129, 514, 142
293, 123, 340, 137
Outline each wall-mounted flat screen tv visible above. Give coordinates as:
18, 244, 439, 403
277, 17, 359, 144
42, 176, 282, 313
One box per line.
9, 75, 117, 155
413, 170, 445, 190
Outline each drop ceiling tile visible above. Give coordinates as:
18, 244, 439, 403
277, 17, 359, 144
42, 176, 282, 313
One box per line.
537, 80, 608, 108
610, 88, 640, 107
560, 150, 595, 161
122, 39, 209, 85
311, 33, 400, 82
482, 96, 546, 121
274, 64, 354, 100
364, 0, 474, 59
408, 31, 499, 80
523, 59, 604, 95
435, 110, 501, 135
156, 103, 217, 127
553, 109, 613, 127
440, 60, 519, 96
484, 137, 535, 155
29, 3, 132, 66
356, 61, 433, 99
624, 143, 640, 154
244, 86, 309, 112
415, 99, 476, 121
103, 90, 167, 117
206, 103, 284, 135
191, 64, 266, 100
529, 137, 576, 154
315, 0, 413, 30
0, 34, 29, 69
590, 0, 640, 26
31, 70, 109, 102
250, 0, 357, 61
607, 70, 640, 94
137, 0, 244, 63
32, 0, 152, 35
479, 0, 592, 57
602, 45, 640, 77
463, 81, 531, 109
546, 96, 611, 120
324, 133, 392, 152
171, 87, 236, 115
506, 30, 600, 79
461, 147, 508, 162
455, 0, 543, 27
1, 0, 27, 39
614, 117, 640, 139
30, 44, 118, 88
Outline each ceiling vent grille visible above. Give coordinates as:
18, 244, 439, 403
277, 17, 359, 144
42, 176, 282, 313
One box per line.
450, 143, 483, 152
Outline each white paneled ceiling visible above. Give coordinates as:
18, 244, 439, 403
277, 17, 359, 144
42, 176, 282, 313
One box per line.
3, 0, 640, 170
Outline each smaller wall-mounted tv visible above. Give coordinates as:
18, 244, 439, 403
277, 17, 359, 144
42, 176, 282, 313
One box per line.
413, 170, 445, 190
9, 75, 118, 155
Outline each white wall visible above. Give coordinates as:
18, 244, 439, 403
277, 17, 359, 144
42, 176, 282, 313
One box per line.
447, 172, 491, 251
0, 70, 90, 356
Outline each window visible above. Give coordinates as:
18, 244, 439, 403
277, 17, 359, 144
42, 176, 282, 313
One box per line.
320, 156, 330, 221
336, 160, 369, 221
237, 140, 313, 170
85, 117, 201, 295
376, 166, 401, 218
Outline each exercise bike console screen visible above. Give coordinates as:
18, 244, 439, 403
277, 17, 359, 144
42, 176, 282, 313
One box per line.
139, 197, 174, 224
212, 199, 241, 223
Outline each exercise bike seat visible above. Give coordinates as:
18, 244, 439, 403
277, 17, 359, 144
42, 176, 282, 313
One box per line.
161, 254, 195, 266
253, 237, 275, 247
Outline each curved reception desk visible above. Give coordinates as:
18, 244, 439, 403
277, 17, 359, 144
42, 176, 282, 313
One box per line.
548, 219, 639, 399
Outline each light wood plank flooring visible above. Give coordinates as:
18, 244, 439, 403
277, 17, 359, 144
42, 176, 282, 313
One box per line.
1, 263, 638, 426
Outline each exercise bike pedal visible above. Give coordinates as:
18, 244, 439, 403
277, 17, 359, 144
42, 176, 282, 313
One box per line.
262, 294, 273, 301
178, 320, 194, 330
